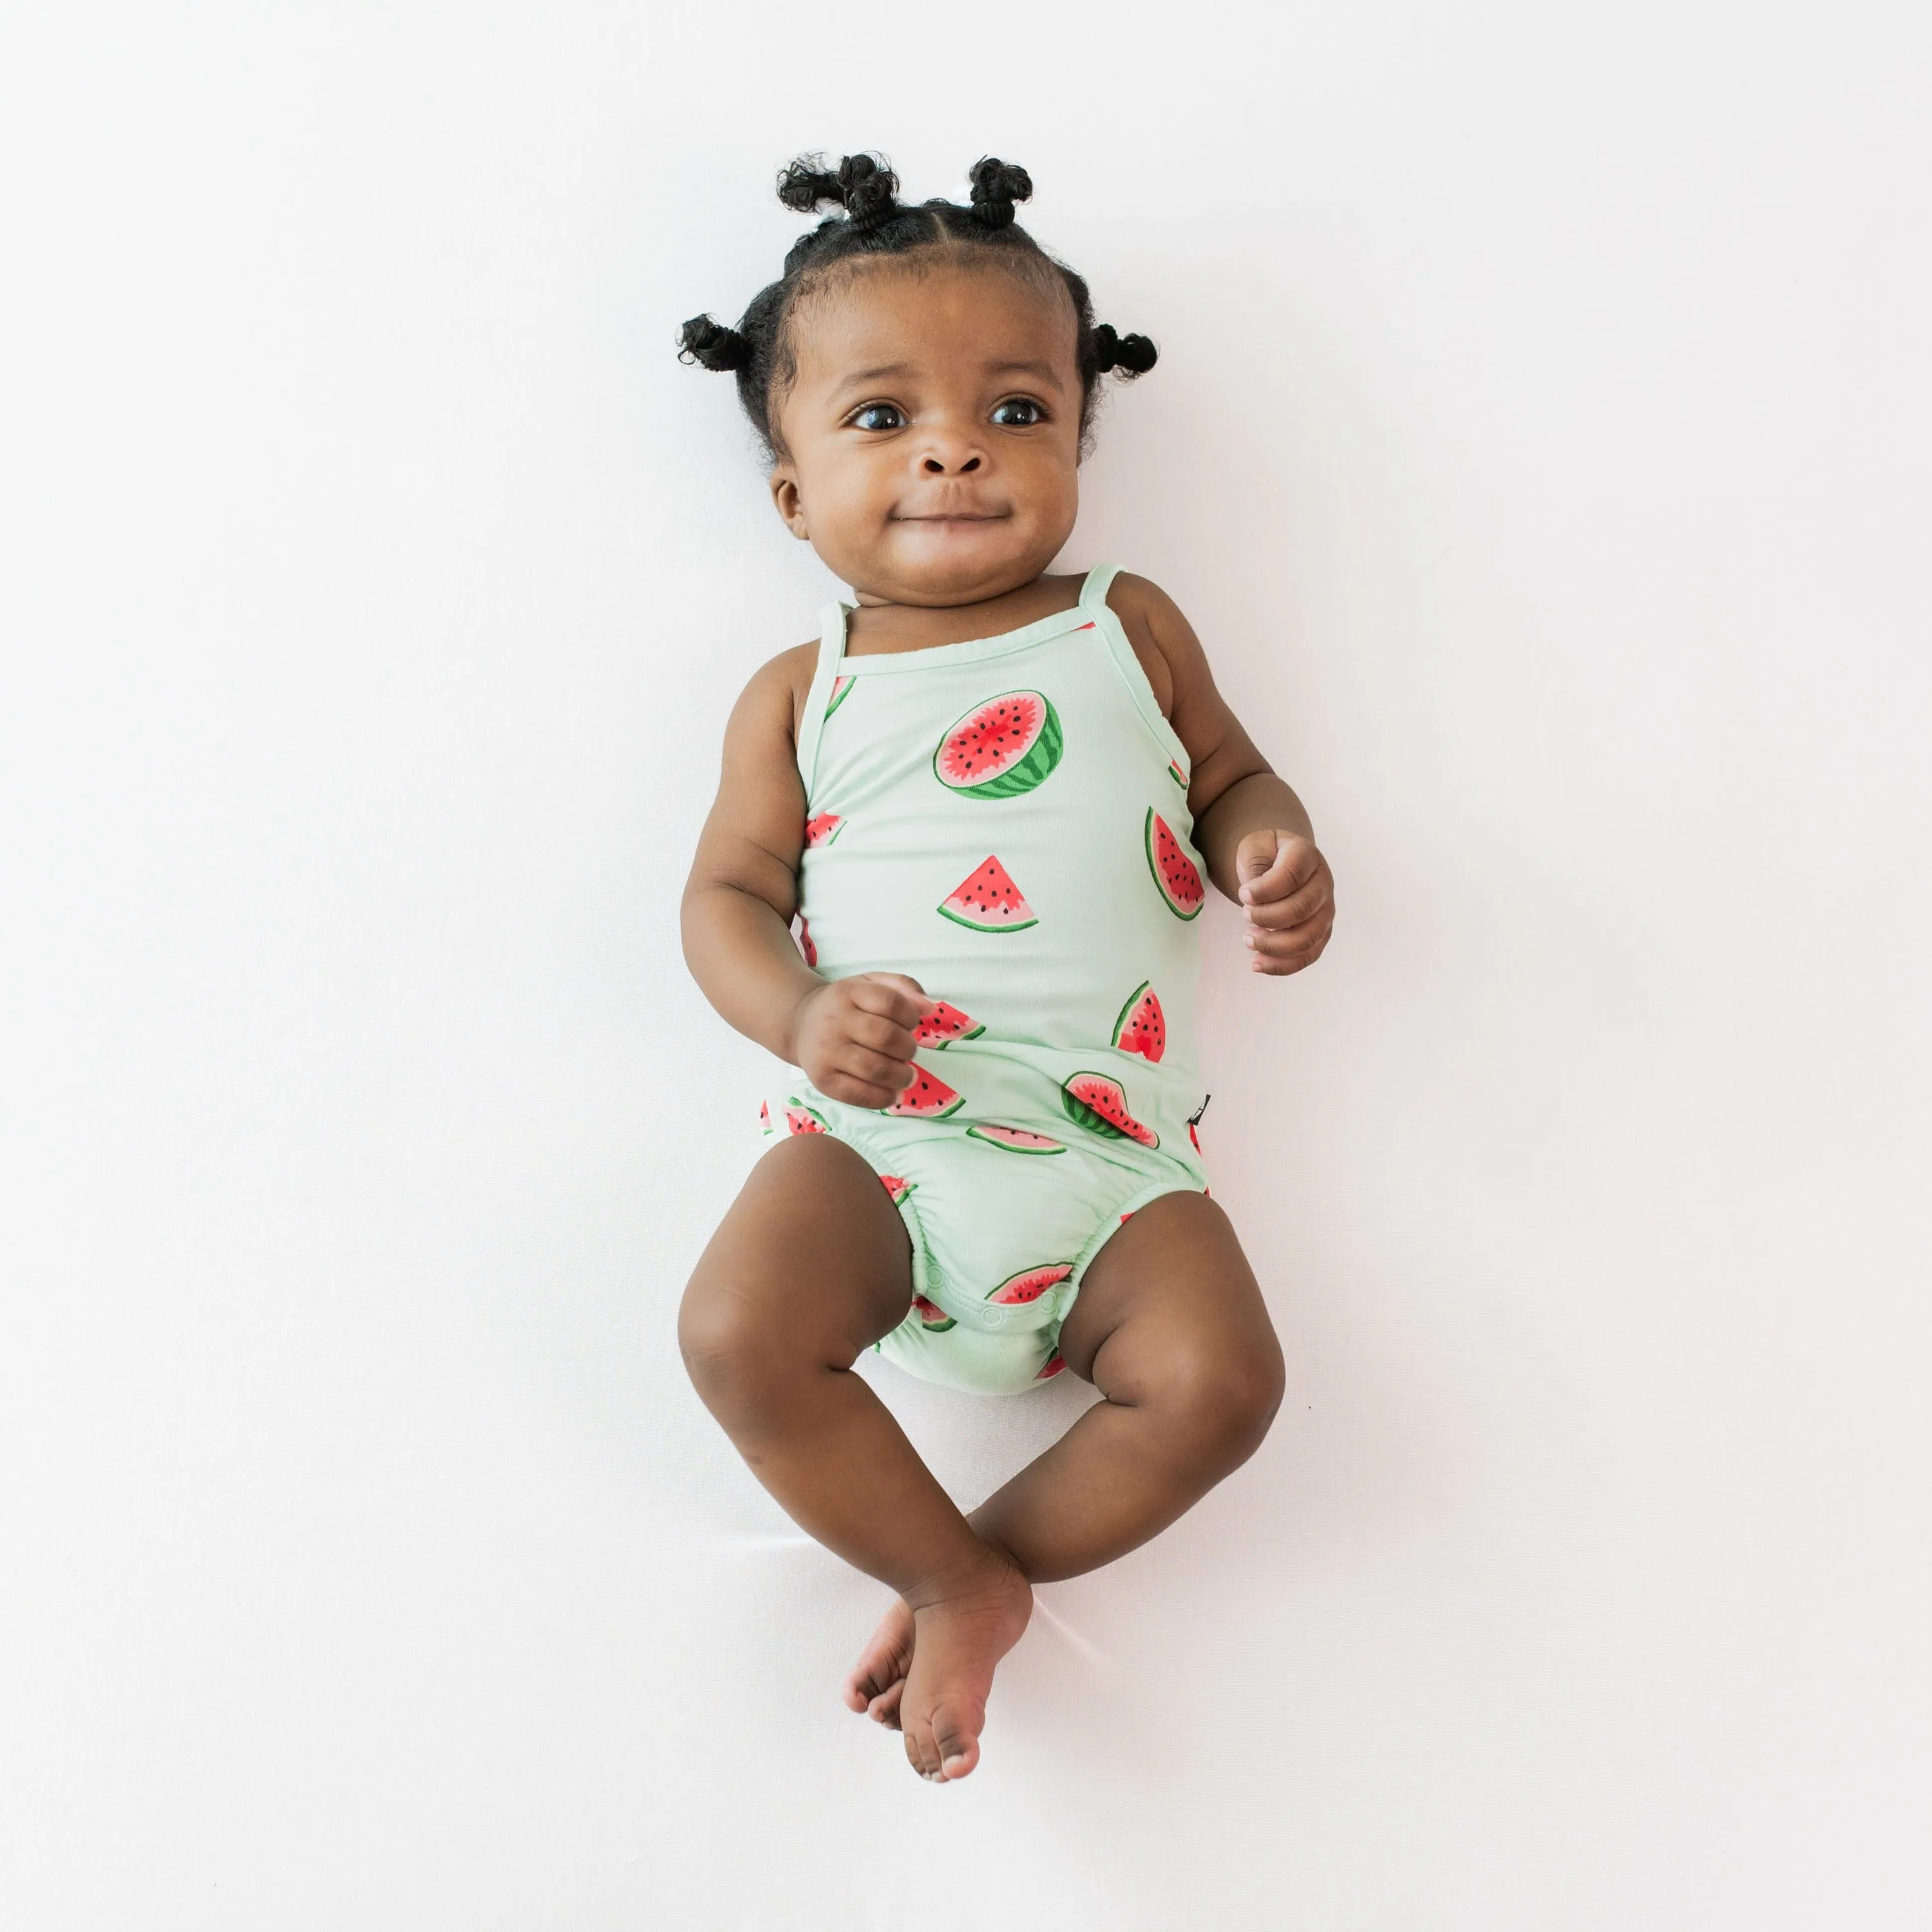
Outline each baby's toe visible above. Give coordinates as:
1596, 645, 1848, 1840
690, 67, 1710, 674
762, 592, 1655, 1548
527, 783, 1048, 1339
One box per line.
867, 1680, 905, 1728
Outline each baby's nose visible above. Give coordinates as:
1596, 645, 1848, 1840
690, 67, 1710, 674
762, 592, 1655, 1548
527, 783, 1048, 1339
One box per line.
921, 451, 982, 473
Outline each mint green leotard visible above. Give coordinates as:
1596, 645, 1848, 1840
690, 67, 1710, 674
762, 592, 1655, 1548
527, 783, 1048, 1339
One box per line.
759, 563, 1211, 1396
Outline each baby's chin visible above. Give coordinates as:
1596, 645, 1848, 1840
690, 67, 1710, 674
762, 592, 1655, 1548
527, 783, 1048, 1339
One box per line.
861, 520, 1054, 603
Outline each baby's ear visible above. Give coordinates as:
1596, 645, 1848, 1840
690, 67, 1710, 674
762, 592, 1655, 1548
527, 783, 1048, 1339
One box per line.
767, 466, 809, 540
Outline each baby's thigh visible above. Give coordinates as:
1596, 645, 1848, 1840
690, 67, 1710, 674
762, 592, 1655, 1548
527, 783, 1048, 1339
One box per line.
679, 1133, 916, 1371
1057, 1191, 1285, 1416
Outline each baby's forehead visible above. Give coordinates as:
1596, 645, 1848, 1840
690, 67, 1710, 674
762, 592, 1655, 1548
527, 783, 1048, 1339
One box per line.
790, 253, 1077, 379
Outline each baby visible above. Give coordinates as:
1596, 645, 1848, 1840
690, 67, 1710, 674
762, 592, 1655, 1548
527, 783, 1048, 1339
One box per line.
676, 153, 1336, 1783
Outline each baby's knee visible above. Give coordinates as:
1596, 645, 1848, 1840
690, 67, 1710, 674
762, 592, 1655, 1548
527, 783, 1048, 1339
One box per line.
1158, 1332, 1287, 1472
677, 1274, 795, 1419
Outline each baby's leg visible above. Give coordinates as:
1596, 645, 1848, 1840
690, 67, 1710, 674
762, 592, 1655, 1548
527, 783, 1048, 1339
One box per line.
967, 1190, 1287, 1582
677, 1132, 1030, 1781
853, 1191, 1284, 1730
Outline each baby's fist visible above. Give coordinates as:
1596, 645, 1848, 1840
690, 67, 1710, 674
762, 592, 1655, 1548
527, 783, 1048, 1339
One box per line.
1235, 830, 1335, 976
790, 972, 935, 1109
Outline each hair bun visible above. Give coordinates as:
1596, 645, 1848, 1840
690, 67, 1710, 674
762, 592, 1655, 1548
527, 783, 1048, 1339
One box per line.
677, 314, 752, 372
777, 151, 899, 231
1092, 324, 1157, 377
967, 156, 1032, 229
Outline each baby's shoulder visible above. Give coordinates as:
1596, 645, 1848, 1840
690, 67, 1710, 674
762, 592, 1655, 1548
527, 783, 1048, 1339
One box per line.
727, 639, 819, 749
1097, 571, 1199, 719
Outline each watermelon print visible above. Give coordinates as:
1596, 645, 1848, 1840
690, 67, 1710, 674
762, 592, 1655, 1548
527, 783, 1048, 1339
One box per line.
1036, 1351, 1067, 1380
933, 691, 1063, 800
879, 1174, 916, 1206
824, 674, 854, 719
804, 812, 844, 849
987, 1263, 1074, 1306
911, 1293, 956, 1332
793, 913, 817, 967
1144, 808, 1205, 920
913, 1001, 983, 1048
966, 1124, 1065, 1155
1111, 981, 1166, 1062
1168, 759, 1188, 788
759, 1100, 773, 1135
938, 856, 1037, 933
1061, 1072, 1159, 1149
785, 1098, 829, 1135
887, 1067, 963, 1119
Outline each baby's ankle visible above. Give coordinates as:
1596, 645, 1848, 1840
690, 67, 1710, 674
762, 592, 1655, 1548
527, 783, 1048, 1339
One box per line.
904, 1542, 1030, 1613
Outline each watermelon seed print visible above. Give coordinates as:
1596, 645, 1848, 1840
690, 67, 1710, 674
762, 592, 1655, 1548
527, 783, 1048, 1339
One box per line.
933, 691, 1063, 799
987, 1263, 1074, 1306
966, 1123, 1065, 1155
938, 856, 1037, 933
824, 673, 855, 719
1111, 981, 1166, 1062
1061, 1072, 1159, 1149
911, 1293, 956, 1332
1144, 808, 1205, 920
887, 1066, 963, 1119
913, 1001, 983, 1048
804, 811, 844, 849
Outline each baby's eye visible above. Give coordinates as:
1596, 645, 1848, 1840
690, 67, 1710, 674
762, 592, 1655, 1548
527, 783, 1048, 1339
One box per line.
849, 403, 906, 432
990, 397, 1045, 426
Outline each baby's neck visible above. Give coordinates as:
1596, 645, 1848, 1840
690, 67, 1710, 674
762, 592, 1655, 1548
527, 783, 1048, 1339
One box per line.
844, 572, 1083, 656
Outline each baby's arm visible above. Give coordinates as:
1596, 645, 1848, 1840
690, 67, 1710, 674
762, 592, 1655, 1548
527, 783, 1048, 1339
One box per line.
1111, 575, 1336, 978
681, 650, 934, 1103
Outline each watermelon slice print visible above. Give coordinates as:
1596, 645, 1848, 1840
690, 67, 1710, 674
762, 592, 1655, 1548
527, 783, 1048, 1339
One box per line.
1036, 1350, 1067, 1380
933, 691, 1063, 799
1168, 759, 1188, 788
887, 1066, 963, 1119
914, 1001, 983, 1048
911, 1293, 956, 1332
879, 1174, 916, 1206
1061, 1072, 1159, 1149
938, 856, 1037, 933
1145, 809, 1204, 920
804, 812, 844, 849
792, 913, 817, 967
824, 674, 854, 719
1111, 981, 1166, 1062
966, 1124, 1065, 1155
785, 1098, 829, 1135
987, 1263, 1074, 1305
759, 1100, 773, 1135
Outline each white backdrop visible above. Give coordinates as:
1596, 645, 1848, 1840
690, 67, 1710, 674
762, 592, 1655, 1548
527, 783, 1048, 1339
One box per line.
5, 3, 1929, 1927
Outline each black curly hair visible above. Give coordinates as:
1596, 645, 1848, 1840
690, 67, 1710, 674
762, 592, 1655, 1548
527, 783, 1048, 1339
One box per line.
677, 153, 1157, 463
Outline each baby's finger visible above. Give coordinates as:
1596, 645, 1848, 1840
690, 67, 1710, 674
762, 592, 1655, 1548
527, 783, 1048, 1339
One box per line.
1238, 835, 1320, 905
1245, 918, 1332, 968
1244, 874, 1332, 931
846, 1010, 920, 1061
818, 1071, 901, 1109
833, 1045, 918, 1096
850, 974, 935, 1032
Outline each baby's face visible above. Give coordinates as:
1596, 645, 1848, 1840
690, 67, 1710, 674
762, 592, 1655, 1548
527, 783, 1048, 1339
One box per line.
768, 258, 1083, 607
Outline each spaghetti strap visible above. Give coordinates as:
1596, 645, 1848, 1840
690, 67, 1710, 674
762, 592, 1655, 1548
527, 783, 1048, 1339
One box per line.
1075, 561, 1191, 776
1079, 562, 1121, 613
795, 600, 849, 790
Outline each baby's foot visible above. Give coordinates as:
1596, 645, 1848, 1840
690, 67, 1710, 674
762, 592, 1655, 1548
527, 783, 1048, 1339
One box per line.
898, 1549, 1032, 1783
844, 1595, 915, 1728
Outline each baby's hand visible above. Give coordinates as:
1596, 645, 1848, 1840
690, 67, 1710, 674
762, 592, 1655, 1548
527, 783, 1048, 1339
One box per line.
1235, 830, 1336, 976
790, 972, 936, 1109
